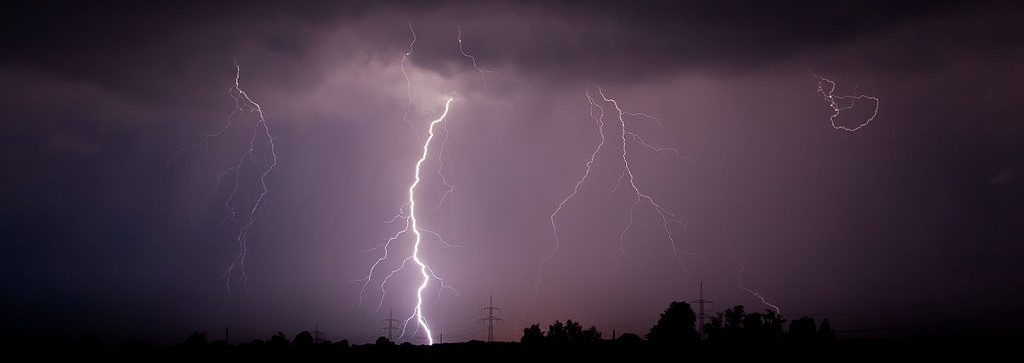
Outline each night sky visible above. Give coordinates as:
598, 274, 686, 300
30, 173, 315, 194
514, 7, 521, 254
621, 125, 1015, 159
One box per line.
2, 1, 1023, 344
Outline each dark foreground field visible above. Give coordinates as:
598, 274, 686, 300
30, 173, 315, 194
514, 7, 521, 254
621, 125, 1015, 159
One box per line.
3, 335, 1021, 361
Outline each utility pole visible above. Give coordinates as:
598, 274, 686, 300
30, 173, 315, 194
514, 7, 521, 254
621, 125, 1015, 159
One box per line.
690, 281, 713, 341
382, 308, 399, 342
480, 294, 502, 342
225, 326, 229, 345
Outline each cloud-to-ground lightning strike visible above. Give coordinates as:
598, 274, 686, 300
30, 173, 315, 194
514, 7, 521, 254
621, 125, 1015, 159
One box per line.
813, 73, 880, 132
357, 25, 475, 345
174, 63, 278, 303
401, 97, 455, 345
535, 87, 689, 307
221, 63, 279, 295
730, 244, 782, 315
359, 98, 455, 345
599, 88, 690, 272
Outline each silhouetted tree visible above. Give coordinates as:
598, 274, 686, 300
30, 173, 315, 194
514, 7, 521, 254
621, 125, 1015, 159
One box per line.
580, 326, 602, 343
762, 309, 786, 342
183, 332, 208, 347
743, 312, 765, 342
818, 319, 835, 343
547, 321, 567, 344
704, 312, 725, 341
375, 336, 394, 346
616, 332, 643, 346
521, 324, 545, 345
724, 305, 746, 339
269, 332, 290, 347
647, 301, 699, 346
787, 317, 817, 344
564, 320, 583, 343
293, 331, 313, 347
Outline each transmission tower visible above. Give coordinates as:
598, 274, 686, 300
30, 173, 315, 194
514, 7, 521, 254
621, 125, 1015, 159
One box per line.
480, 294, 502, 342
381, 308, 399, 342
690, 281, 713, 340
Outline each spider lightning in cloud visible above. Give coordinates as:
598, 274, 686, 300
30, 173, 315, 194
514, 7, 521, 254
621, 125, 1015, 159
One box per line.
813, 73, 880, 132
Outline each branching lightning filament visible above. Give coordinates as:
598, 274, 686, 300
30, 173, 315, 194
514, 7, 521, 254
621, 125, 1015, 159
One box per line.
730, 244, 781, 315
813, 73, 880, 132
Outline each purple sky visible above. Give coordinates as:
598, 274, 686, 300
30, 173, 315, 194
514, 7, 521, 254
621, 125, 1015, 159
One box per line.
2, 1, 1023, 344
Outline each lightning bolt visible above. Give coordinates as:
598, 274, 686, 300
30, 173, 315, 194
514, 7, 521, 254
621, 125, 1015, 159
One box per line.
400, 22, 417, 128
812, 73, 880, 132
457, 26, 488, 86
533, 87, 689, 314
729, 244, 781, 315
357, 25, 474, 346
174, 62, 277, 305
405, 97, 455, 345
221, 62, 279, 295
599, 88, 690, 271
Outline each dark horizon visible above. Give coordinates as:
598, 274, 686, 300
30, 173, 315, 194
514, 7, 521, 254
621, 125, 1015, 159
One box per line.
2, 0, 1023, 345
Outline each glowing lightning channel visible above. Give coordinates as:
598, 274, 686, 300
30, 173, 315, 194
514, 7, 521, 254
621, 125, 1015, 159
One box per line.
543, 92, 607, 270
457, 26, 487, 86
812, 73, 880, 132
400, 23, 417, 128
598, 88, 690, 272
402, 97, 455, 345
532, 87, 689, 315
221, 62, 279, 294
730, 244, 782, 315
356, 27, 464, 336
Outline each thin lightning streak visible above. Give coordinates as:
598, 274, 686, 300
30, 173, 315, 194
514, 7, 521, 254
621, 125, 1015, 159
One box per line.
535, 91, 607, 297
730, 244, 782, 315
221, 62, 279, 296
457, 26, 487, 86
812, 72, 880, 132
432, 118, 456, 212
401, 23, 417, 128
598, 88, 689, 273
530, 87, 689, 320
457, 25, 524, 85
356, 23, 420, 308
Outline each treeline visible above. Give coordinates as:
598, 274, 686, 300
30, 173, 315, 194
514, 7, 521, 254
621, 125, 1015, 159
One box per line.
520, 301, 835, 347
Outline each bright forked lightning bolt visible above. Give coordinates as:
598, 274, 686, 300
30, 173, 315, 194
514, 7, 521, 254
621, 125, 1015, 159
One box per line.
356, 98, 455, 345
730, 244, 781, 315
356, 26, 466, 346
404, 97, 454, 345
812, 73, 880, 132
221, 62, 279, 295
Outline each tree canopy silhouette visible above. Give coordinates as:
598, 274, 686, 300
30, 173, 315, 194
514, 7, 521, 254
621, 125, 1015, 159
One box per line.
647, 301, 699, 346
519, 319, 601, 345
